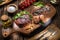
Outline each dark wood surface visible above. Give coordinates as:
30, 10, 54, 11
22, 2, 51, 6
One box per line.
0, 0, 12, 6
0, 0, 60, 40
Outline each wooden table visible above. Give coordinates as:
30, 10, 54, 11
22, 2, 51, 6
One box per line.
0, 0, 60, 40
28, 24, 60, 40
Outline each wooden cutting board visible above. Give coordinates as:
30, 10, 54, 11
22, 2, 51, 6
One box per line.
0, 0, 12, 6
13, 4, 56, 34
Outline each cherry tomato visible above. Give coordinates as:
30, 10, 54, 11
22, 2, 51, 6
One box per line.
25, 0, 28, 7
33, 0, 36, 2
27, 0, 30, 6
30, 0, 33, 4
21, 6, 25, 10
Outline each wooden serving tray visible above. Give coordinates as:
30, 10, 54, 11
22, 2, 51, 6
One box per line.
0, 0, 12, 6
13, 4, 56, 34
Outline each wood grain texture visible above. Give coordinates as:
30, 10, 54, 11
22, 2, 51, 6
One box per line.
0, 0, 12, 6
0, 0, 60, 40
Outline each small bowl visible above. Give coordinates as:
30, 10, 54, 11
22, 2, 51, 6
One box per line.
7, 4, 18, 13
1, 15, 9, 21
2, 28, 12, 37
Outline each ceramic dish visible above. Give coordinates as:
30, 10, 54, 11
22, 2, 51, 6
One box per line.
7, 4, 18, 13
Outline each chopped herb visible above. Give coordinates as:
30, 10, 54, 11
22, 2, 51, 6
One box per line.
33, 2, 45, 7
13, 11, 33, 20
33, 2, 40, 6
39, 20, 44, 25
